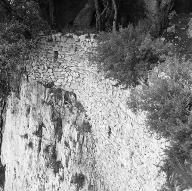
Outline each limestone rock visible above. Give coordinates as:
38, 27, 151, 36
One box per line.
167, 24, 176, 33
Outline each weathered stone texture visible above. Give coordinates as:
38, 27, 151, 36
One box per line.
1, 33, 169, 191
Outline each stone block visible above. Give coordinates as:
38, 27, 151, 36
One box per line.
64, 56, 72, 62
66, 38, 75, 45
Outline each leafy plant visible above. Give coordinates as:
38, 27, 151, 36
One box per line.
127, 56, 192, 190
90, 19, 173, 87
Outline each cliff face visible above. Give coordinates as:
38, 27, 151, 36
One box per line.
1, 79, 98, 191
1, 33, 169, 191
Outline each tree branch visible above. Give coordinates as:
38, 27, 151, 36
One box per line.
94, 0, 100, 30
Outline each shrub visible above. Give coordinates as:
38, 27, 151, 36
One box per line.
127, 56, 192, 190
0, 20, 31, 94
90, 19, 173, 87
0, 1, 50, 97
128, 57, 192, 138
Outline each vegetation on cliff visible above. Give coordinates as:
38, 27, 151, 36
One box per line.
0, 2, 50, 188
90, 19, 173, 87
91, 6, 192, 191
1, 0, 192, 190
0, 0, 50, 97
127, 56, 192, 190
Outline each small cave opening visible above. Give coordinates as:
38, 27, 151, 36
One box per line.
173, 0, 192, 14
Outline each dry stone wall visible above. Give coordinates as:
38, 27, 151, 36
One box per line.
2, 33, 169, 191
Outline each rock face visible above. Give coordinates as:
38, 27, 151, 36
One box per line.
1, 33, 169, 191
1, 80, 98, 191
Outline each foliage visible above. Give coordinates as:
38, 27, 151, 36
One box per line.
90, 19, 173, 87
0, 0, 50, 96
127, 56, 192, 190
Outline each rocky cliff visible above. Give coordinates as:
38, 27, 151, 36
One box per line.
1, 33, 169, 191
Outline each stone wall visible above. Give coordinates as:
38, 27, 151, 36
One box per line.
1, 33, 169, 191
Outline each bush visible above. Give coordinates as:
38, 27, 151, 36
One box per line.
128, 57, 192, 137
90, 19, 173, 87
127, 56, 192, 190
0, 1, 50, 97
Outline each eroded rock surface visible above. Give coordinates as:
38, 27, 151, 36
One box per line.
1, 80, 99, 191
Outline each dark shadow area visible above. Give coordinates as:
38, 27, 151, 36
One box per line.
174, 0, 192, 14
118, 0, 145, 27
54, 115, 63, 142
0, 164, 5, 189
33, 122, 44, 154
54, 0, 87, 29
0, 98, 6, 190
44, 144, 64, 175
39, 0, 146, 31
71, 173, 86, 190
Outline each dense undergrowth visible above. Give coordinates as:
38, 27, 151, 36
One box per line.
128, 57, 192, 190
0, 0, 50, 97
90, 19, 174, 87
93, 20, 192, 190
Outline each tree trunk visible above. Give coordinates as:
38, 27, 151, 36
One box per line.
144, 0, 174, 36
111, 0, 118, 33
159, 0, 174, 30
49, 0, 55, 26
144, 0, 160, 36
94, 0, 101, 31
